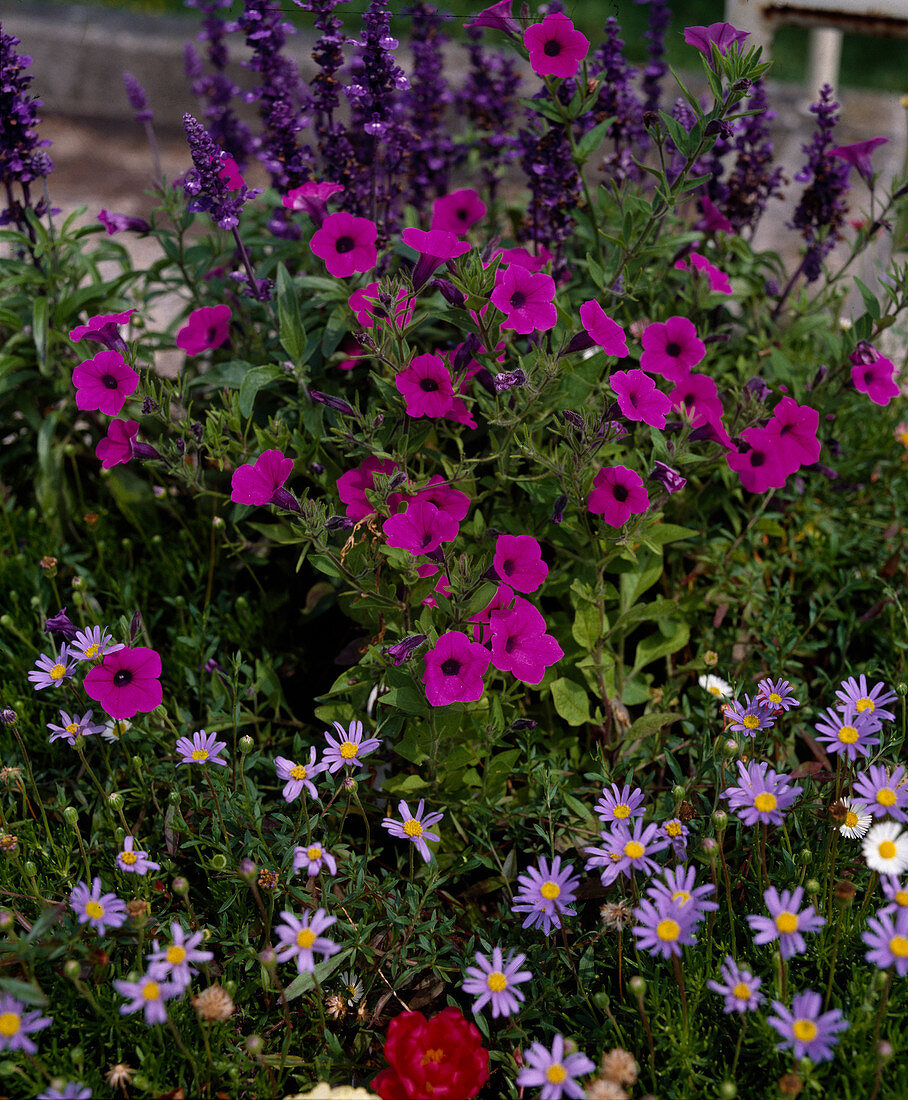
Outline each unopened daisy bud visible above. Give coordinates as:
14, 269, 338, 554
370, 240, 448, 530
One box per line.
701, 837, 718, 859
712, 810, 728, 830
259, 947, 277, 969
593, 991, 612, 1011
0, 708, 16, 726
23, 861, 36, 877
239, 858, 257, 881
628, 976, 646, 997
719, 1083, 737, 1099
63, 807, 79, 826
210, 853, 227, 871
0, 910, 12, 931
804, 879, 821, 897
343, 775, 356, 791
224, 980, 237, 996
898, 682, 908, 696
70, 1046, 84, 1066
833, 880, 856, 905
109, 792, 124, 811
172, 876, 189, 896
799, 848, 812, 865
722, 738, 738, 757
873, 968, 889, 991
671, 784, 685, 802
64, 959, 82, 981
239, 735, 254, 754
168, 790, 181, 806
878, 1040, 894, 1061
245, 1034, 264, 1056
704, 650, 718, 667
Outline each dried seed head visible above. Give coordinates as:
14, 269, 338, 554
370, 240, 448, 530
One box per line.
599, 902, 634, 931
126, 899, 149, 919
588, 1080, 628, 1100
105, 1063, 135, 1090
258, 868, 279, 890
829, 799, 848, 824
834, 880, 856, 905
325, 993, 346, 1020
599, 1047, 638, 1086
193, 984, 235, 1022
778, 1073, 803, 1096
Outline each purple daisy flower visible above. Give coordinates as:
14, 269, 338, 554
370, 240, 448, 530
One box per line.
70, 878, 128, 935
721, 760, 802, 827
835, 674, 897, 723
880, 875, 908, 918
175, 730, 228, 767
146, 921, 214, 989
767, 990, 848, 1062
814, 704, 880, 761
853, 764, 908, 822
707, 955, 764, 1013
46, 710, 105, 746
584, 820, 669, 886
862, 909, 908, 975
114, 972, 181, 1024
660, 817, 690, 857
593, 782, 645, 824
27, 646, 78, 691
293, 840, 337, 877
116, 836, 160, 876
0, 994, 51, 1054
723, 693, 775, 736
632, 896, 698, 959
647, 865, 718, 923
274, 908, 339, 973
756, 678, 800, 712
322, 719, 382, 772
512, 855, 580, 936
37, 1084, 92, 1100
274, 748, 325, 802
461, 947, 532, 1017
516, 1034, 595, 1100
70, 626, 125, 662
746, 886, 825, 959
380, 799, 443, 863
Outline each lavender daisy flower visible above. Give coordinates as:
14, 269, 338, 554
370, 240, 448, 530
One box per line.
593, 782, 645, 824
116, 836, 160, 876
721, 760, 802, 827
27, 646, 78, 690
462, 947, 532, 1017
71, 626, 125, 662
746, 886, 825, 959
661, 817, 690, 857
47, 710, 105, 746
707, 955, 764, 1013
723, 694, 774, 736
512, 855, 580, 936
767, 990, 848, 1062
274, 908, 339, 973
37, 1084, 92, 1100
146, 921, 214, 989
516, 1034, 595, 1100
862, 909, 908, 975
836, 674, 897, 722
853, 764, 908, 822
585, 820, 669, 886
814, 704, 880, 761
70, 878, 128, 934
647, 865, 718, 923
862, 822, 908, 875
880, 875, 908, 917
293, 840, 337, 877
756, 678, 800, 712
275, 748, 325, 802
322, 719, 382, 772
0, 994, 51, 1053
632, 895, 698, 959
176, 730, 228, 767
114, 973, 181, 1024
380, 799, 443, 863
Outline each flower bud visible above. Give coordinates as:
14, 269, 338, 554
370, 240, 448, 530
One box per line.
671, 785, 685, 802
259, 947, 277, 969
833, 880, 856, 906
109, 793, 124, 811
239, 858, 257, 881
0, 708, 16, 726
63, 807, 79, 826
168, 790, 182, 806
873, 968, 889, 991
799, 848, 812, 865
23, 861, 36, 877
210, 854, 227, 871
898, 682, 908, 696
878, 1040, 894, 1061
172, 876, 189, 896
805, 879, 820, 896
628, 976, 646, 997
245, 1035, 264, 1056
70, 1047, 84, 1065
719, 1083, 737, 1099
0, 911, 13, 931
712, 810, 728, 830
63, 960, 82, 981
239, 735, 254, 754
701, 837, 718, 858
722, 738, 738, 757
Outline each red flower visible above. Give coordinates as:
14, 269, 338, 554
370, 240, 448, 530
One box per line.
371, 1008, 489, 1100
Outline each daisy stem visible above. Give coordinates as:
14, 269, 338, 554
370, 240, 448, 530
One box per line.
166, 1012, 198, 1074
291, 799, 307, 849
203, 770, 230, 845
334, 789, 353, 847
731, 1017, 748, 1076
759, 824, 769, 885
71, 820, 92, 882
868, 970, 893, 1100
718, 833, 737, 958
352, 787, 371, 857
672, 954, 689, 1042
826, 831, 841, 925
856, 871, 879, 926
753, 829, 764, 896
9, 720, 55, 853
408, 844, 415, 883
239, 756, 269, 853
633, 982, 656, 1085
75, 743, 119, 828
824, 912, 844, 1009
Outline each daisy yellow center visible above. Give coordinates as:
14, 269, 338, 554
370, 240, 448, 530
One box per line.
296, 929, 316, 949
167, 945, 186, 965
307, 847, 322, 861
775, 911, 798, 934
110, 722, 127, 738
192, 748, 209, 762
0, 1013, 20, 1037
339, 741, 358, 759
546, 1064, 567, 1085
845, 811, 859, 828
672, 890, 691, 905
838, 726, 858, 744
743, 714, 760, 729
895, 890, 908, 906
613, 803, 631, 819
665, 822, 682, 837
708, 685, 723, 696
889, 935, 908, 957
754, 793, 777, 812
625, 841, 645, 859
899, 432, 908, 446
486, 971, 508, 992
65, 722, 80, 735
793, 1019, 817, 1042
85, 901, 105, 919
878, 840, 897, 860
403, 819, 423, 838
732, 982, 751, 1000
876, 788, 896, 807
768, 693, 782, 705
84, 644, 100, 659
290, 765, 307, 780
657, 919, 680, 942
143, 981, 161, 1001
540, 880, 560, 900
856, 697, 874, 713
119, 850, 137, 866
50, 663, 67, 680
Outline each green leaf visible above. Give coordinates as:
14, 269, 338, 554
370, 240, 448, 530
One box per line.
625, 712, 681, 740
32, 296, 49, 374
643, 523, 699, 547
551, 678, 590, 726
484, 749, 521, 798
276, 263, 306, 364
238, 364, 284, 417
855, 278, 881, 321
575, 117, 615, 162
285, 949, 351, 1000
0, 978, 47, 1006
631, 620, 690, 674
571, 603, 602, 649
619, 552, 663, 608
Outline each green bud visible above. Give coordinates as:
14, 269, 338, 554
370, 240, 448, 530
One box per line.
23, 861, 36, 877
898, 683, 908, 697
259, 947, 277, 969
63, 960, 82, 981
235, 596, 249, 612
0, 616, 12, 629
239, 735, 254, 754
722, 738, 738, 757
70, 1047, 83, 1065
210, 854, 227, 871
173, 596, 186, 609
109, 793, 124, 811
114, 827, 125, 845
593, 991, 611, 1010
150, 705, 167, 721
63, 807, 79, 826
168, 790, 182, 806
805, 879, 821, 896
799, 848, 812, 865
873, 968, 889, 991
132, 1076, 151, 1091
0, 1061, 18, 1076
121, 538, 132, 551
96, 540, 105, 551
245, 1035, 264, 1056
671, 784, 685, 801
172, 876, 190, 896
151, 534, 163, 546
798, 1057, 812, 1076
719, 1083, 737, 1100
224, 980, 238, 996
878, 1040, 894, 1061
701, 837, 719, 859
712, 810, 728, 830
29, 596, 40, 608
72, 576, 84, 588
629, 976, 646, 997
0, 911, 12, 931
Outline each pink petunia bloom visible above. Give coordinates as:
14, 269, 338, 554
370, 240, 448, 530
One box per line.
490, 266, 556, 334
676, 251, 732, 294
309, 212, 377, 278
217, 156, 245, 189
695, 197, 733, 233
493, 533, 548, 593
382, 500, 459, 555
852, 355, 900, 406
337, 457, 401, 521
831, 137, 888, 184
231, 450, 298, 511
348, 282, 413, 330
98, 209, 150, 235
176, 304, 232, 355
430, 189, 487, 235
524, 13, 590, 80
683, 22, 749, 57
96, 420, 138, 469
766, 396, 820, 474
488, 597, 563, 684
282, 180, 344, 225
69, 309, 136, 353
423, 631, 491, 706
411, 475, 471, 521
72, 351, 139, 416
83, 646, 163, 720
669, 372, 724, 426
726, 426, 788, 493
395, 353, 455, 418
610, 368, 673, 429
464, 0, 521, 37
639, 316, 706, 381
579, 300, 628, 357
401, 227, 471, 289
493, 245, 552, 271
587, 466, 649, 527
472, 582, 516, 645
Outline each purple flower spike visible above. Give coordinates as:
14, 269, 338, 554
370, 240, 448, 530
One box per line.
767, 990, 848, 1062
746, 885, 825, 958
381, 799, 443, 863
512, 855, 580, 936
707, 955, 764, 1013
462, 947, 531, 1017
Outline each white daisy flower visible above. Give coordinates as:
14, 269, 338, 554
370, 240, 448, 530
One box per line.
839, 801, 873, 839
101, 718, 132, 744
862, 821, 908, 875
699, 674, 732, 700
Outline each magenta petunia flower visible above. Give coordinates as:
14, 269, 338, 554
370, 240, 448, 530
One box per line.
669, 372, 725, 428
146, 921, 214, 989
83, 646, 162, 720
852, 355, 900, 405
524, 13, 590, 80
746, 885, 825, 959
836, 674, 897, 721
462, 948, 531, 1018
275, 748, 325, 801
471, 582, 516, 645
0, 994, 51, 1054
71, 626, 124, 662
587, 465, 649, 527
493, 533, 548, 593
28, 645, 78, 691
175, 729, 228, 767
488, 596, 563, 684
116, 835, 160, 876
96, 419, 139, 469
594, 783, 645, 825
579, 300, 628, 357
639, 316, 706, 381
47, 709, 105, 746
430, 189, 487, 235
767, 990, 848, 1062
683, 22, 749, 57
765, 397, 821, 473
69, 309, 136, 353
707, 956, 764, 1014
293, 840, 338, 878
231, 450, 298, 511
464, 0, 521, 36
610, 368, 673, 429
381, 799, 444, 863
813, 704, 880, 761
337, 457, 401, 521
401, 227, 470, 289
383, 500, 460, 555
309, 212, 377, 278
490, 265, 557, 334
176, 304, 232, 355
348, 282, 412, 330
517, 1035, 594, 1100
676, 250, 733, 294
282, 180, 344, 225
322, 719, 382, 772
411, 476, 471, 522
632, 896, 698, 959
70, 877, 128, 934
853, 764, 908, 822
395, 353, 455, 418
494, 244, 552, 271
512, 855, 580, 936
862, 909, 908, 974
98, 209, 150, 235
831, 137, 888, 184
423, 631, 491, 706
726, 427, 788, 493
721, 760, 802, 827
72, 351, 139, 416
114, 973, 181, 1025
275, 908, 340, 973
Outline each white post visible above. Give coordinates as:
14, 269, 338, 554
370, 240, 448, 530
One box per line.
806, 27, 844, 97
